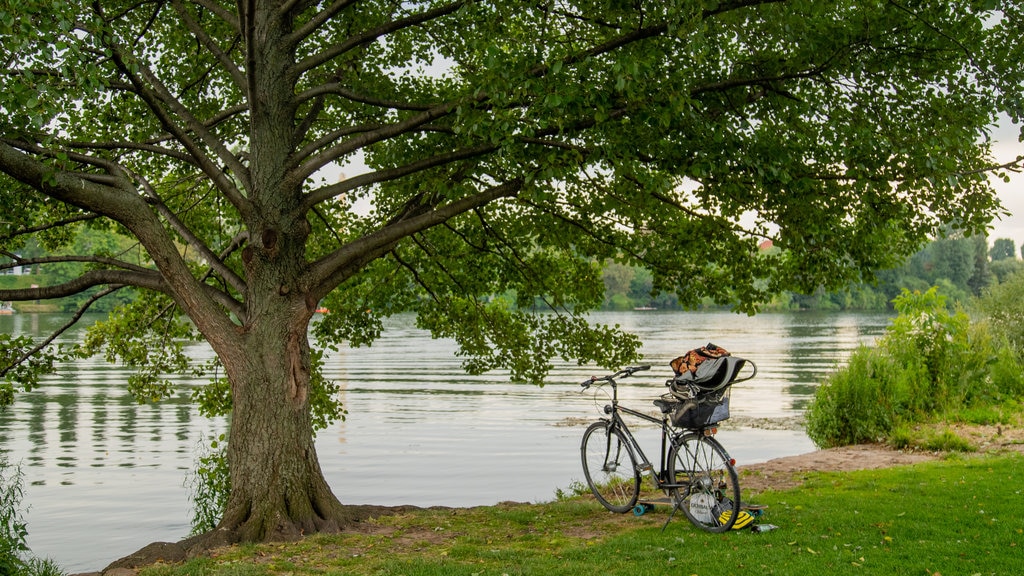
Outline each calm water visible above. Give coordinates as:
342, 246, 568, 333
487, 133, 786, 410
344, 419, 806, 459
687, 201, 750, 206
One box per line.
0, 310, 892, 572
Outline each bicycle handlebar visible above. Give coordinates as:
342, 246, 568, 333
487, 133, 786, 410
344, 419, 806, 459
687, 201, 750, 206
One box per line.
580, 364, 650, 389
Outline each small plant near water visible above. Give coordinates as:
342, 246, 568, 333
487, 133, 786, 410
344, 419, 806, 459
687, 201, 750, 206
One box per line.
0, 456, 65, 576
0, 456, 28, 576
185, 434, 231, 535
921, 428, 976, 452
806, 287, 1024, 448
554, 479, 589, 501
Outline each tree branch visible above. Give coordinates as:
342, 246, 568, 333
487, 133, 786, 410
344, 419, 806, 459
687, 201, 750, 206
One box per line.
0, 253, 152, 275
285, 0, 360, 47
0, 269, 167, 301
290, 123, 381, 169
289, 99, 459, 182
0, 285, 124, 381
301, 142, 497, 210
93, 3, 252, 217
171, 0, 246, 92
0, 213, 100, 243
291, 0, 468, 74
294, 82, 435, 112
2, 136, 133, 180
131, 173, 249, 297
59, 138, 198, 165
307, 179, 523, 302
195, 0, 240, 33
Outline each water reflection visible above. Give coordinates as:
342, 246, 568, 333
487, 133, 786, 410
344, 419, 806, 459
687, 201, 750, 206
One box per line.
0, 310, 891, 572
1, 356, 207, 477
610, 310, 891, 417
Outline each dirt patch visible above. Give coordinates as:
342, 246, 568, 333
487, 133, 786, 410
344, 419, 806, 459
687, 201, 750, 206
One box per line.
738, 424, 1024, 494
737, 444, 941, 493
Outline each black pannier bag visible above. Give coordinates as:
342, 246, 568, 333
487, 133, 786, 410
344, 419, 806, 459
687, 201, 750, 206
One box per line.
667, 391, 731, 429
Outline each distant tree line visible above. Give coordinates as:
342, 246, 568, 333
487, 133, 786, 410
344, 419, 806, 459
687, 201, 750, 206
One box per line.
601, 234, 1024, 311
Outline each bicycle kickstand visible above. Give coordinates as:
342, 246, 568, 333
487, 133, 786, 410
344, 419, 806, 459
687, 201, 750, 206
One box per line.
661, 499, 681, 532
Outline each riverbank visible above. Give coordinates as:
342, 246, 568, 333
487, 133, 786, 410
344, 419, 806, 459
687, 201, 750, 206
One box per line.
78, 420, 1024, 575
7, 310, 893, 572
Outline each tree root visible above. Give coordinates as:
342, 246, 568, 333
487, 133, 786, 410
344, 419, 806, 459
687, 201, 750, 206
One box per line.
98, 504, 424, 574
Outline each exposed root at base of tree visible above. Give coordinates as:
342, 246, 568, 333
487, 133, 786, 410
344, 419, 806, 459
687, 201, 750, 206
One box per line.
97, 504, 436, 574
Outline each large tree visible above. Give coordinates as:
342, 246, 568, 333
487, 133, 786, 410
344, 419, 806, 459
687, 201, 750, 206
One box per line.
1, 0, 1020, 550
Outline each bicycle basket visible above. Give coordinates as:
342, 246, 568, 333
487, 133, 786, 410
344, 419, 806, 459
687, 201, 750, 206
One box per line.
666, 389, 731, 429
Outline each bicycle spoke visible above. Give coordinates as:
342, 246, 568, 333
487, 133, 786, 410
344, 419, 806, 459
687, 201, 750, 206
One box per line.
668, 433, 740, 532
581, 421, 640, 513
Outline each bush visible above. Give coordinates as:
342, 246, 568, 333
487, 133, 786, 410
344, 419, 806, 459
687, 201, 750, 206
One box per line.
806, 287, 1024, 448
22, 558, 65, 576
974, 270, 1024, 362
922, 429, 975, 452
805, 346, 900, 447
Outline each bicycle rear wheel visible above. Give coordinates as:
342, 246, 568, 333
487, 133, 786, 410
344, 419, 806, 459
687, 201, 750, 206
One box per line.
667, 433, 741, 532
580, 421, 640, 513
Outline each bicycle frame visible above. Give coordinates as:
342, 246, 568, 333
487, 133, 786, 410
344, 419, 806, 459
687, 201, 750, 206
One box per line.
585, 366, 691, 492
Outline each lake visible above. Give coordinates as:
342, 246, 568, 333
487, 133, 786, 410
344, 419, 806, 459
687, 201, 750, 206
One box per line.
0, 310, 892, 572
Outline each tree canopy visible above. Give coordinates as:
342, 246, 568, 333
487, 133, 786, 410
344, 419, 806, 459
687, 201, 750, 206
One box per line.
1, 0, 1021, 550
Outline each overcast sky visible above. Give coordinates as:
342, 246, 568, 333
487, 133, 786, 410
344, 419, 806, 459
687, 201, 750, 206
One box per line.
988, 119, 1024, 249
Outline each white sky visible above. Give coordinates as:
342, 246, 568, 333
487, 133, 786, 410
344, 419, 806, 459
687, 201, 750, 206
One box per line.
987, 119, 1024, 249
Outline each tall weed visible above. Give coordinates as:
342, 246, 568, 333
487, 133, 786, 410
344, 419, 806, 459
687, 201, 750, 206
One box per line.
186, 434, 230, 535
0, 457, 65, 576
0, 456, 28, 576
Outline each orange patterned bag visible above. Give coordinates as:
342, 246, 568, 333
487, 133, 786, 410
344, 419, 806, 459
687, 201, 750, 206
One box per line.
669, 343, 730, 376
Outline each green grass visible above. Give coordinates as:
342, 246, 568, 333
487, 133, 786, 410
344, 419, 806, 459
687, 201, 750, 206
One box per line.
140, 452, 1024, 576
948, 402, 1021, 426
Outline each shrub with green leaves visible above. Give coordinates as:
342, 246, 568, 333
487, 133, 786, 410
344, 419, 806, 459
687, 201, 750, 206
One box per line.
806, 287, 1024, 448
805, 345, 903, 447
974, 270, 1024, 362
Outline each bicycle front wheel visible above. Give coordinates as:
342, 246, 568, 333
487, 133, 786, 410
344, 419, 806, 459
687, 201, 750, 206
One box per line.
580, 421, 640, 513
667, 433, 741, 532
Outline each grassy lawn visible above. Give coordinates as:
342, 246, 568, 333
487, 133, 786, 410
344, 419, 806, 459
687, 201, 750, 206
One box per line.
140, 452, 1022, 576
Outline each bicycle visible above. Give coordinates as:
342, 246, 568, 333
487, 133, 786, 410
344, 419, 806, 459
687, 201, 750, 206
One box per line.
578, 357, 756, 532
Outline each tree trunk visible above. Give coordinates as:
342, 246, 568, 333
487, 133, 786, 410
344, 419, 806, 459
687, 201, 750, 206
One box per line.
211, 304, 351, 544
190, 0, 358, 548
